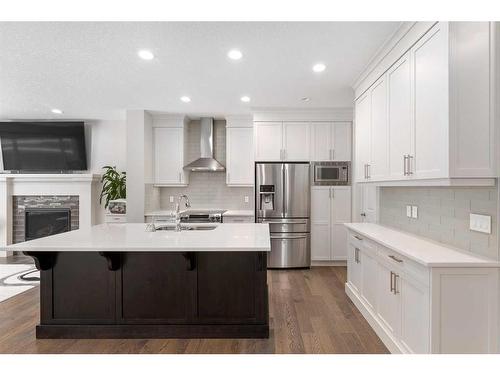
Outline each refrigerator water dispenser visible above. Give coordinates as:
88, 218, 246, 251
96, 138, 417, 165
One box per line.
259, 185, 275, 211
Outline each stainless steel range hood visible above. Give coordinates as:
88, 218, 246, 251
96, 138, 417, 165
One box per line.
184, 117, 225, 172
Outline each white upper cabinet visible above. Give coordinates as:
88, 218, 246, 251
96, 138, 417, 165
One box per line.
226, 127, 253, 186
311, 122, 352, 161
354, 92, 371, 181
369, 76, 389, 180
388, 52, 413, 179
311, 123, 332, 161
353, 22, 497, 185
254, 122, 283, 161
333, 122, 352, 161
154, 127, 188, 186
254, 121, 311, 161
283, 122, 310, 161
412, 22, 449, 179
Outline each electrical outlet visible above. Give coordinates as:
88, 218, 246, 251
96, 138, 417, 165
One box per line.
169, 196, 174, 203
406, 205, 412, 218
411, 206, 418, 219
470, 213, 491, 234
244, 196, 249, 203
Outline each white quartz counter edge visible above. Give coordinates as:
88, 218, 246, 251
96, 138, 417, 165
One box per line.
345, 223, 499, 268
223, 210, 254, 217
6, 223, 271, 252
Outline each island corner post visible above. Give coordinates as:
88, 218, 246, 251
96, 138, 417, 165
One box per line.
24, 250, 269, 339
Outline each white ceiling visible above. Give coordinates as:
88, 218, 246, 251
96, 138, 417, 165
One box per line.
0, 22, 400, 120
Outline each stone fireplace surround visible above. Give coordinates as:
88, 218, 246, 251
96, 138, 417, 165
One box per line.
12, 196, 79, 244
0, 174, 100, 257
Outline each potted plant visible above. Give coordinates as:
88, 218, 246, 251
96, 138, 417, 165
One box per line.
100, 166, 126, 214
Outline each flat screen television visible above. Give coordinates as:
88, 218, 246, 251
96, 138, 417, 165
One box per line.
0, 122, 88, 172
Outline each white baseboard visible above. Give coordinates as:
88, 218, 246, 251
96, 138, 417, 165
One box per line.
345, 282, 406, 354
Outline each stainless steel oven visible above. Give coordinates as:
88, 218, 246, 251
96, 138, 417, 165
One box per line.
312, 161, 350, 186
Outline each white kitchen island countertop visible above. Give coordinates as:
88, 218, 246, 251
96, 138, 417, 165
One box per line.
6, 223, 271, 252
345, 222, 499, 267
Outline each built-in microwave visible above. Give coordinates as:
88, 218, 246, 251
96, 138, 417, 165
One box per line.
311, 161, 350, 186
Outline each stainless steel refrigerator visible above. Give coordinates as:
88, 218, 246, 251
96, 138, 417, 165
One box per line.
255, 162, 310, 268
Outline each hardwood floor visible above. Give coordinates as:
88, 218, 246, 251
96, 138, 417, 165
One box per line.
0, 266, 388, 354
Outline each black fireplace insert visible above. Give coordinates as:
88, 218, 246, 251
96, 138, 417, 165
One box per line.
25, 208, 71, 241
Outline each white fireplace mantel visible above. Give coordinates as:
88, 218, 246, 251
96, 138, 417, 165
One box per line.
0, 173, 100, 257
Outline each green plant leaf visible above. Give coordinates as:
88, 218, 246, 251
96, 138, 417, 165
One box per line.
100, 166, 126, 208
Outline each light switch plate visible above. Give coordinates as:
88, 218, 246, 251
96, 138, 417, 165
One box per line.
470, 213, 491, 234
406, 205, 412, 218
411, 206, 418, 219
244, 196, 249, 203
169, 196, 174, 203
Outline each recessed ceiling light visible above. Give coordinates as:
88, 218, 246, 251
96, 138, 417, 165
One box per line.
180, 96, 191, 103
227, 49, 243, 60
51, 108, 63, 114
312, 63, 326, 73
301, 97, 311, 102
240, 96, 251, 103
138, 50, 154, 60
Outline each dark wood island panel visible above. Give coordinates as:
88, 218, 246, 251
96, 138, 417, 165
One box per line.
26, 251, 269, 339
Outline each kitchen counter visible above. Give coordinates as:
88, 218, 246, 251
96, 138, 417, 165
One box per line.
14, 223, 270, 339
345, 222, 498, 267
223, 210, 254, 217
7, 223, 270, 252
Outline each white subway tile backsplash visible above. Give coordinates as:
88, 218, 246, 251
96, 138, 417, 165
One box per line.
380, 186, 499, 260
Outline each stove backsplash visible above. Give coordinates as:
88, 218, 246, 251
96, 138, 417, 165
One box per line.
153, 173, 253, 211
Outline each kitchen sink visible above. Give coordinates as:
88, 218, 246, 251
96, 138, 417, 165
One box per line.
156, 225, 217, 231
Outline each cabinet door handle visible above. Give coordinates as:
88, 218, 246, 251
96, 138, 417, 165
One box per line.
353, 235, 363, 241
367, 164, 371, 179
390, 271, 394, 293
388, 254, 403, 263
393, 273, 400, 294
178, 172, 182, 182
407, 155, 413, 175
354, 248, 360, 263
332, 149, 335, 160
403, 155, 408, 176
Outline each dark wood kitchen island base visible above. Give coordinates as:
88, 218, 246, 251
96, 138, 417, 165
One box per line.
25, 251, 269, 339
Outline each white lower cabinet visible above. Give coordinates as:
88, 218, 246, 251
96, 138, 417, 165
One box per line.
311, 186, 352, 261
376, 260, 402, 339
345, 229, 499, 353
400, 274, 430, 353
347, 242, 362, 293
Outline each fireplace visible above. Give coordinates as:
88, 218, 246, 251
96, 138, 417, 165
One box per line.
25, 208, 71, 241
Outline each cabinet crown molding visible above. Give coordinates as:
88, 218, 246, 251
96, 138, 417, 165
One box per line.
252, 107, 353, 122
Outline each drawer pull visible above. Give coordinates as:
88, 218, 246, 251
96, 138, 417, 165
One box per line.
390, 271, 394, 293
388, 255, 403, 263
353, 235, 363, 241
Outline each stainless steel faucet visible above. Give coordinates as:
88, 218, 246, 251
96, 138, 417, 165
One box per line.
175, 194, 191, 231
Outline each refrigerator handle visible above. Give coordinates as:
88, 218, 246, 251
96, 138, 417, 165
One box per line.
282, 163, 287, 214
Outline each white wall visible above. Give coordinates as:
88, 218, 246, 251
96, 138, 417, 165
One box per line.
87, 119, 126, 223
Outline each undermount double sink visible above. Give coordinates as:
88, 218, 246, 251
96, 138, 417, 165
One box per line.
156, 225, 218, 231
